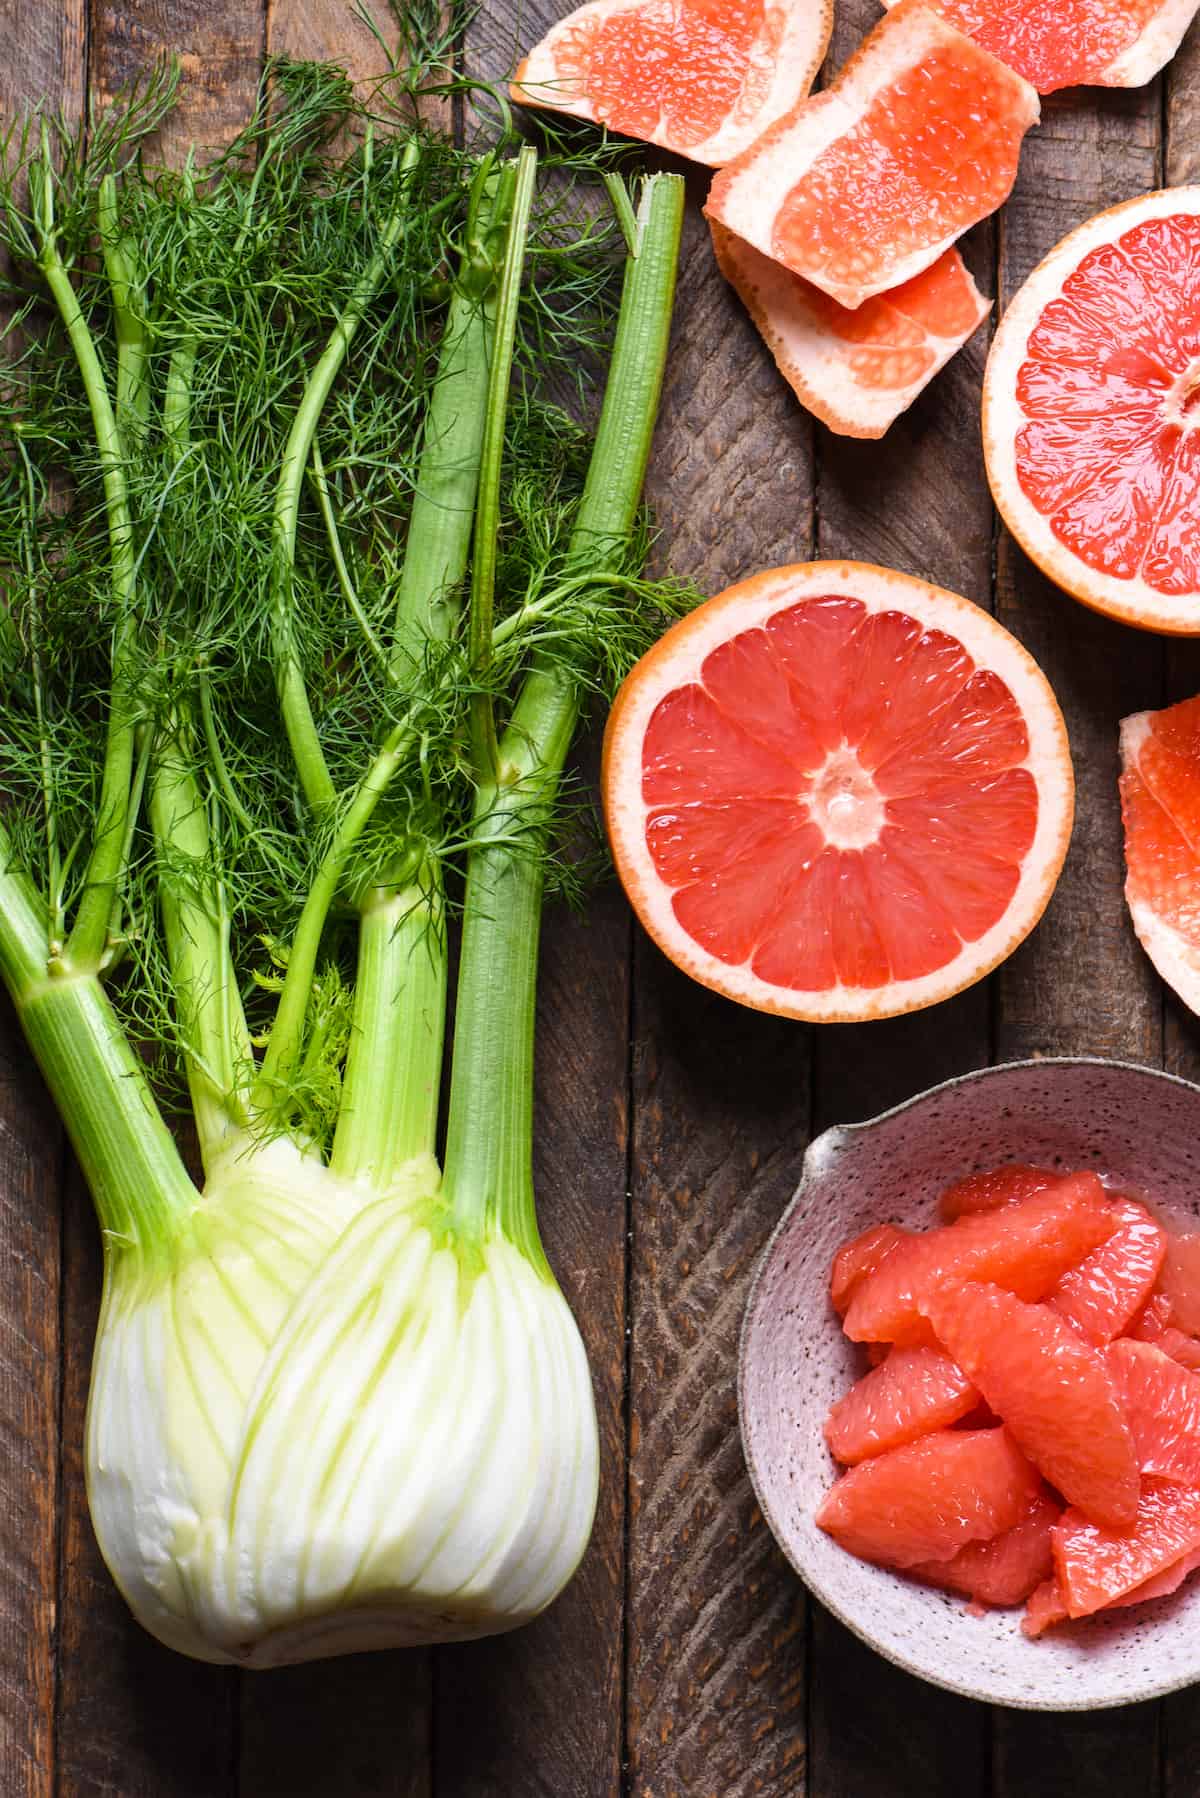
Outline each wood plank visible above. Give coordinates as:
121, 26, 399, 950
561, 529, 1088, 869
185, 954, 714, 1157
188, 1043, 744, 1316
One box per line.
52, 6, 263, 1793
991, 74, 1165, 1798
0, 11, 85, 1797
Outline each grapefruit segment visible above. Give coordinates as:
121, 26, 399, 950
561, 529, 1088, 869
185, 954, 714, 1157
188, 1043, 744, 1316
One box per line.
1159, 1230, 1200, 1333
1047, 1198, 1167, 1344
909, 1491, 1060, 1606
1108, 1544, 1200, 1608
921, 1281, 1139, 1528
602, 563, 1074, 1023
1129, 1290, 1174, 1340
984, 191, 1200, 634
879, 0, 1200, 93
830, 1223, 908, 1315
1110, 1338, 1200, 1485
711, 223, 990, 440
1159, 1329, 1200, 1372
814, 1427, 1041, 1568
1053, 1479, 1200, 1617
704, 2, 1038, 310
824, 1345, 977, 1464
938, 1163, 1062, 1223
843, 1179, 1117, 1347
511, 0, 833, 165
1023, 1574, 1069, 1636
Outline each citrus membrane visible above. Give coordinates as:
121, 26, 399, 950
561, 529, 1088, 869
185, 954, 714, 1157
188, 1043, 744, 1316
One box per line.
705, 0, 1039, 309
880, 0, 1200, 93
985, 190, 1200, 633
711, 222, 990, 439
602, 562, 1074, 1023
511, 0, 833, 165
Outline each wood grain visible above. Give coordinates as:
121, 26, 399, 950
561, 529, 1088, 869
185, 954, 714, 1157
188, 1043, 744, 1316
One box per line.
90, 0, 266, 159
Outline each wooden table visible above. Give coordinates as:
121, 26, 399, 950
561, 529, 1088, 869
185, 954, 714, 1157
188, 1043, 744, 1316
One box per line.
3, 0, 1200, 1793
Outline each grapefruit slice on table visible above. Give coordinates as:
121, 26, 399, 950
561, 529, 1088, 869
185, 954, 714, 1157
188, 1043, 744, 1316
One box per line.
1120, 695, 1200, 1006
984, 189, 1200, 635
510, 0, 833, 165
711, 224, 990, 440
602, 562, 1074, 1023
878, 0, 1200, 93
704, 0, 1039, 310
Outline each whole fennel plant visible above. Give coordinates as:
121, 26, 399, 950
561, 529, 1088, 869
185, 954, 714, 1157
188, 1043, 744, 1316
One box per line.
0, 61, 684, 1665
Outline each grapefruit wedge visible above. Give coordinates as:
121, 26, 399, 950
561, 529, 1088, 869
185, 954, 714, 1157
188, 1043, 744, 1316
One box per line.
510, 0, 832, 165
710, 225, 990, 440
602, 562, 1074, 1023
1120, 697, 1200, 1005
984, 189, 1200, 634
704, 1, 1038, 309
879, 0, 1200, 93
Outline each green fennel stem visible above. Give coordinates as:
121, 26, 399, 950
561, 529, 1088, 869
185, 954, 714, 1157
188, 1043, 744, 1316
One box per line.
98, 173, 151, 445
442, 172, 684, 1245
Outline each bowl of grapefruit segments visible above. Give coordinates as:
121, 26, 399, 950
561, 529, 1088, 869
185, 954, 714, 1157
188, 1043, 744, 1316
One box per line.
740, 1058, 1200, 1709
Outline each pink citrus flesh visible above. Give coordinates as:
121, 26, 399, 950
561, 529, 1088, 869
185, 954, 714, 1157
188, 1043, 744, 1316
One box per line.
824, 1345, 977, 1464
1047, 1198, 1167, 1344
938, 1163, 1063, 1223
909, 1491, 1059, 1607
1054, 1479, 1200, 1617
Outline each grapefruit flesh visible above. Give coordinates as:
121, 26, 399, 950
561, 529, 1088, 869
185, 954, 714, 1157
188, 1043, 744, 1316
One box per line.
1023, 1574, 1069, 1636
984, 191, 1200, 634
842, 1178, 1116, 1347
1129, 1291, 1174, 1340
814, 1427, 1040, 1568
704, 1, 1038, 310
1053, 1479, 1200, 1617
1109, 1544, 1200, 1609
711, 224, 990, 440
921, 1281, 1140, 1528
1159, 1328, 1200, 1372
909, 1491, 1059, 1606
1159, 1230, 1200, 1333
1047, 1198, 1167, 1345
602, 562, 1074, 1023
510, 0, 833, 165
830, 1223, 908, 1316
1120, 702, 1200, 1006
824, 1345, 977, 1464
878, 0, 1200, 92
1110, 1338, 1200, 1485
938, 1163, 1063, 1223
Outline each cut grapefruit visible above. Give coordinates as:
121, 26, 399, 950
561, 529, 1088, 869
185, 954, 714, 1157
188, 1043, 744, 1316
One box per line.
704, 1, 1038, 310
510, 0, 832, 165
879, 0, 1200, 93
814, 1427, 1040, 1568
910, 1491, 1059, 1606
1121, 699, 1200, 1009
1110, 1338, 1200, 1485
1053, 1479, 1200, 1617
824, 1345, 977, 1464
602, 562, 1074, 1023
984, 189, 1200, 634
1047, 1198, 1166, 1345
1129, 1291, 1174, 1340
830, 1223, 908, 1315
1160, 1229, 1200, 1333
842, 1178, 1116, 1346
938, 1163, 1062, 1223
921, 1281, 1140, 1528
1023, 1574, 1068, 1636
710, 224, 990, 440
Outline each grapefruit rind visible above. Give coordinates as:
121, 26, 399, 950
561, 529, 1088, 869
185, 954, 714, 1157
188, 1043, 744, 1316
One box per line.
510, 0, 834, 166
704, 2, 1039, 310
602, 561, 1074, 1023
984, 188, 1200, 636
711, 223, 991, 440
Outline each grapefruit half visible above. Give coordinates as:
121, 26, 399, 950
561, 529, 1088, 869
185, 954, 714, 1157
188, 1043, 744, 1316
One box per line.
602, 562, 1074, 1022
984, 189, 1200, 634
1120, 696, 1200, 1006
711, 224, 990, 440
510, 0, 833, 165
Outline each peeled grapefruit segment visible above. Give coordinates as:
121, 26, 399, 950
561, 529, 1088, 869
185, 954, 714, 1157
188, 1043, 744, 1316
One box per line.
909, 1491, 1059, 1606
711, 223, 990, 440
843, 1178, 1116, 1347
824, 1345, 977, 1464
1108, 1544, 1200, 1608
921, 1281, 1140, 1528
878, 0, 1200, 93
602, 562, 1074, 1023
814, 1427, 1040, 1568
1047, 1198, 1167, 1344
1159, 1229, 1200, 1332
830, 1223, 908, 1315
1110, 1338, 1200, 1486
1129, 1291, 1174, 1340
510, 0, 833, 165
1053, 1479, 1200, 1617
1023, 1574, 1069, 1636
1159, 1329, 1200, 1372
938, 1163, 1062, 1223
704, 1, 1038, 310
984, 190, 1200, 634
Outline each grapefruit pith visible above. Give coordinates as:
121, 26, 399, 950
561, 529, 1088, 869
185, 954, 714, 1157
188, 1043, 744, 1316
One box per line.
602, 562, 1074, 1024
984, 189, 1200, 634
711, 224, 990, 440
510, 0, 833, 165
704, 0, 1038, 310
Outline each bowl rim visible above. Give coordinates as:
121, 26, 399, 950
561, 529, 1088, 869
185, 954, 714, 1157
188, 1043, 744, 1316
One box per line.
737, 1053, 1200, 1711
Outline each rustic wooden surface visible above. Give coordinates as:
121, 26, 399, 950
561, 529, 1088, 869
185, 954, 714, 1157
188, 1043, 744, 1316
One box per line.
3, 0, 1200, 1792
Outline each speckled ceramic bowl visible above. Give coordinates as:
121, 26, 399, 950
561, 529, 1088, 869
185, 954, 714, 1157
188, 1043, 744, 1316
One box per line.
739, 1057, 1200, 1710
